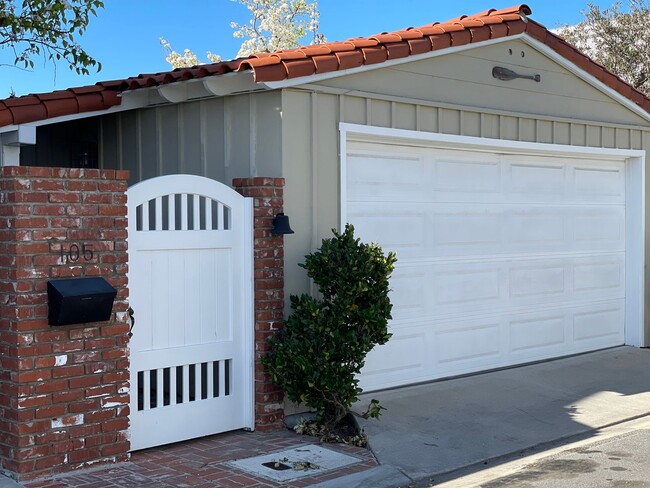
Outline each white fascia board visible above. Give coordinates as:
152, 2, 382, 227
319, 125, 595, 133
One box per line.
340, 122, 646, 160
203, 71, 259, 96
0, 125, 36, 145
521, 36, 650, 123
261, 35, 523, 89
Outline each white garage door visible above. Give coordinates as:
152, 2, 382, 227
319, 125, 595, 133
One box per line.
346, 139, 628, 392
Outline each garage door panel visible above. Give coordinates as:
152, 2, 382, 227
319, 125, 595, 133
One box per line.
508, 162, 566, 195
573, 302, 625, 343
574, 258, 624, 292
509, 314, 567, 352
434, 159, 501, 193
435, 322, 501, 364
435, 268, 501, 305
352, 202, 625, 260
360, 301, 624, 391
573, 209, 625, 245
361, 329, 429, 388
573, 165, 625, 201
390, 255, 624, 322
349, 210, 427, 255
348, 147, 626, 206
509, 264, 565, 296
506, 210, 565, 245
347, 141, 628, 391
347, 153, 426, 202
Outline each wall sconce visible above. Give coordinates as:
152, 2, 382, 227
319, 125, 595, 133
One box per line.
492, 66, 541, 82
272, 213, 294, 235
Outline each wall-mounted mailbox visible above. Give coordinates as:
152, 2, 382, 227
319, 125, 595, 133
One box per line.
47, 277, 117, 326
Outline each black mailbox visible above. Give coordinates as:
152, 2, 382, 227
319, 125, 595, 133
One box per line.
47, 277, 117, 326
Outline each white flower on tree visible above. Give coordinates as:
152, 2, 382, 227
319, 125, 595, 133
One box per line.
559, 0, 650, 95
161, 0, 323, 69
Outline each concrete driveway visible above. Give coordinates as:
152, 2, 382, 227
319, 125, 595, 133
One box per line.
356, 346, 650, 485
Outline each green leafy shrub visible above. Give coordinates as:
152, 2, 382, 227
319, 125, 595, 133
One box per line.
262, 224, 397, 427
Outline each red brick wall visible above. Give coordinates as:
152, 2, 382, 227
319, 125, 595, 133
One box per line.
232, 178, 285, 431
0, 167, 130, 480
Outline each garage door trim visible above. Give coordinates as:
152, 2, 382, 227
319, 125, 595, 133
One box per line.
339, 123, 645, 353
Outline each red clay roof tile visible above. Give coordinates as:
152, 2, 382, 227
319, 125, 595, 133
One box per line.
335, 50, 364, 70
299, 45, 333, 56
0, 110, 12, 127
385, 42, 411, 59
42, 98, 79, 118
429, 33, 453, 50
312, 54, 339, 73
414, 24, 444, 36
371, 33, 404, 43
469, 26, 492, 43
10, 104, 47, 124
450, 30, 473, 46
488, 23, 509, 37
283, 58, 316, 78
3, 96, 40, 107
408, 38, 434, 55
347, 38, 380, 48
1, 4, 650, 128
361, 46, 389, 65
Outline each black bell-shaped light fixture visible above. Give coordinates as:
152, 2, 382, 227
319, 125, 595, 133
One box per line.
272, 213, 295, 235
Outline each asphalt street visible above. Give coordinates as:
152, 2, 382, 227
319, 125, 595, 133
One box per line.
433, 416, 650, 488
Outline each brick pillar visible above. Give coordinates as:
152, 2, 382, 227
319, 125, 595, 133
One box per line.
0, 167, 130, 480
232, 177, 285, 431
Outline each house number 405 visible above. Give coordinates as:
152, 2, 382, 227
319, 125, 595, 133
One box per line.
60, 243, 94, 263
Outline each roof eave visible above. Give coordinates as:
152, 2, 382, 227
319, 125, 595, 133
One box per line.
0, 71, 264, 131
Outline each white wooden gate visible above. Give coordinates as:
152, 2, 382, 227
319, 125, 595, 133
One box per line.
127, 175, 253, 451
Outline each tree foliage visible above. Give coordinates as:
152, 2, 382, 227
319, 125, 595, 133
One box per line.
261, 224, 396, 428
162, 0, 323, 69
0, 0, 103, 74
560, 1, 650, 94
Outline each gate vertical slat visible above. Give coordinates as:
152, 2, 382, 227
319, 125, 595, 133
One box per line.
182, 365, 190, 403
195, 363, 202, 401
193, 194, 200, 230
207, 362, 214, 398
217, 202, 224, 230
156, 368, 164, 408
143, 370, 151, 410
155, 197, 163, 231
142, 201, 150, 232
219, 360, 226, 397
181, 194, 188, 230
170, 366, 177, 406
205, 199, 213, 231
168, 194, 176, 231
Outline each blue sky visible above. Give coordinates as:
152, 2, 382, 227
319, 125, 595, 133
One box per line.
0, 0, 618, 98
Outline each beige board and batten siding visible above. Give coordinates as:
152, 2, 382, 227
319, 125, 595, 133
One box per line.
314, 40, 649, 127
99, 91, 284, 184
281, 39, 650, 344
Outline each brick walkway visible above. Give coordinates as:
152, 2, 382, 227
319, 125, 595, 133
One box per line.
24, 429, 378, 487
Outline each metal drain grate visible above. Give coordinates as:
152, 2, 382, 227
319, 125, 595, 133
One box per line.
227, 444, 361, 482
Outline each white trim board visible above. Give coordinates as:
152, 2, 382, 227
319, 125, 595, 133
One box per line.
339, 123, 645, 348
